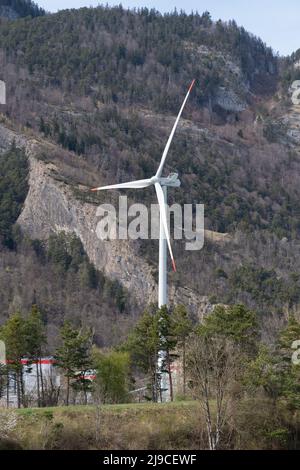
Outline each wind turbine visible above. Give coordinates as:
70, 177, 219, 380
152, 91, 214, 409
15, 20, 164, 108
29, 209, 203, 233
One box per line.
91, 80, 195, 308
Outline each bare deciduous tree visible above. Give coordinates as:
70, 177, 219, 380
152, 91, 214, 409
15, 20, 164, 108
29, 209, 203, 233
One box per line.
187, 334, 240, 450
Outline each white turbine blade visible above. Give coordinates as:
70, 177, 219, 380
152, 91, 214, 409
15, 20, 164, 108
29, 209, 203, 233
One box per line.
91, 178, 152, 191
156, 79, 195, 178
155, 183, 176, 272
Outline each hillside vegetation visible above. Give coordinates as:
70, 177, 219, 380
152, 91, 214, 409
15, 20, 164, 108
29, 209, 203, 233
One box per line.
0, 7, 276, 104
0, 5, 299, 339
0, 144, 28, 247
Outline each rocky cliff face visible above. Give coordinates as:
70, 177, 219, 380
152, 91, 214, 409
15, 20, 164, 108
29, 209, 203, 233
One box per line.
0, 122, 214, 320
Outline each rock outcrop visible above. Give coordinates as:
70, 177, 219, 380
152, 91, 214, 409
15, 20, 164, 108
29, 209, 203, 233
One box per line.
285, 81, 300, 144
290, 81, 300, 106
214, 87, 247, 113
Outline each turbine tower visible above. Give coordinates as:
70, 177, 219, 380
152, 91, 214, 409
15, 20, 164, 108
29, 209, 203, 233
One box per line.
91, 79, 195, 309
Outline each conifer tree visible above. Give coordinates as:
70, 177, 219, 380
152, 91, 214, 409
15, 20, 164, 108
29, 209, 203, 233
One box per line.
125, 308, 160, 401
198, 304, 258, 354
24, 305, 46, 406
54, 321, 93, 406
0, 313, 27, 407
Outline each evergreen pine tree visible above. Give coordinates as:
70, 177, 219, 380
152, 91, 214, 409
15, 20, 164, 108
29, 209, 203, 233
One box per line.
0, 313, 27, 407
125, 308, 160, 401
54, 321, 93, 406
24, 305, 46, 406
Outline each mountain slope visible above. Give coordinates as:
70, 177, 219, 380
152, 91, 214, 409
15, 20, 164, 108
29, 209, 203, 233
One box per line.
0, 6, 282, 236
0, 6, 299, 344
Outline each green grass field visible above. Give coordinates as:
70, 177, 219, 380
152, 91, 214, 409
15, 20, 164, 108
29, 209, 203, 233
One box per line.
16, 400, 197, 416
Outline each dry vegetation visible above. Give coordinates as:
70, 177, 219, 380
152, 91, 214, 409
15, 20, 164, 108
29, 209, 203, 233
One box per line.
0, 399, 299, 450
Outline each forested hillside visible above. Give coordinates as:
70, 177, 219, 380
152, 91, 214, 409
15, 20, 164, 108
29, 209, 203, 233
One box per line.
0, 6, 283, 237
0, 7, 276, 100
0, 5, 299, 346
0, 0, 44, 19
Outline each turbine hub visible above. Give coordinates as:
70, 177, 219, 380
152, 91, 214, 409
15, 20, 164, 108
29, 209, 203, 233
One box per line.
150, 175, 159, 184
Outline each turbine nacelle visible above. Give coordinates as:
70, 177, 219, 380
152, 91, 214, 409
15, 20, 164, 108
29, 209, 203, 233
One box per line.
159, 172, 181, 188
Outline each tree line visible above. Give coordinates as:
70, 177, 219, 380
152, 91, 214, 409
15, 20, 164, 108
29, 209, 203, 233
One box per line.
0, 0, 45, 18
124, 303, 300, 449
0, 143, 28, 249
0, 303, 192, 407
0, 305, 131, 407
0, 6, 277, 111
0, 302, 299, 449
